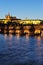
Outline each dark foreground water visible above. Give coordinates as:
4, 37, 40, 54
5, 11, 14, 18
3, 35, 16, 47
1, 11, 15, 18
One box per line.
0, 34, 43, 65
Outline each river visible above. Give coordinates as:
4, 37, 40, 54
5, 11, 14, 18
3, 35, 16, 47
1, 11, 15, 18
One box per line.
0, 34, 43, 65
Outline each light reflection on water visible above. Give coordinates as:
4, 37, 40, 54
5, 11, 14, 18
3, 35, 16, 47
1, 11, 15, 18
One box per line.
0, 34, 43, 65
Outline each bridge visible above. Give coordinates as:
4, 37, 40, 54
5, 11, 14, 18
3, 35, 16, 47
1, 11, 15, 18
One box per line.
0, 24, 43, 36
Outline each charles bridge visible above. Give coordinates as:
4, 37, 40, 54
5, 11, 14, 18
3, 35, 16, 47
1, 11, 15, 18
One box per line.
0, 24, 43, 36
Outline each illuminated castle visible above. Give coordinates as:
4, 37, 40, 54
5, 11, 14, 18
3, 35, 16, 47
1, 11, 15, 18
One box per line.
0, 13, 41, 24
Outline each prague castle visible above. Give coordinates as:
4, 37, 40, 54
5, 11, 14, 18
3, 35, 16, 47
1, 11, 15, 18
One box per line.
0, 13, 42, 25
0, 13, 21, 24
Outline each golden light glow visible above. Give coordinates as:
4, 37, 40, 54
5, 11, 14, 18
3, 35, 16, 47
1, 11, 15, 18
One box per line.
24, 30, 30, 34
16, 30, 21, 34
34, 30, 40, 34
20, 20, 41, 25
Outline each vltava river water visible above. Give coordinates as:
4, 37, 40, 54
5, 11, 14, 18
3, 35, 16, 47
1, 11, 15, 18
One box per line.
0, 34, 43, 65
